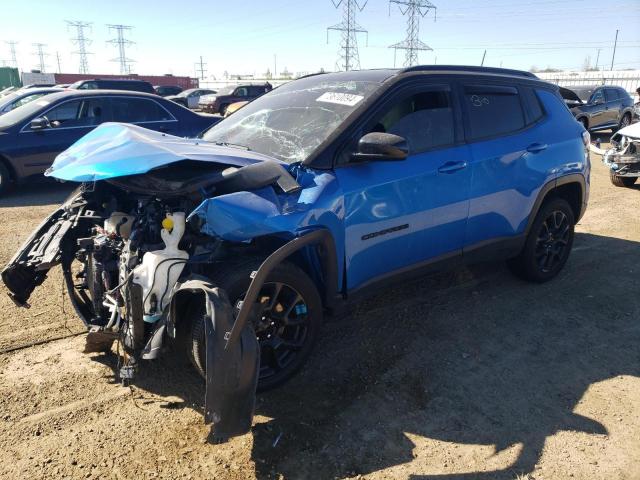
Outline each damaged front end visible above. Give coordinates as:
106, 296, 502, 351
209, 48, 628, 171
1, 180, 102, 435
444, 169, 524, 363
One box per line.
603, 123, 640, 179
1, 123, 338, 442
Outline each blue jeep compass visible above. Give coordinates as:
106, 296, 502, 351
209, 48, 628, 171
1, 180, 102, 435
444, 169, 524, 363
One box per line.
2, 66, 590, 441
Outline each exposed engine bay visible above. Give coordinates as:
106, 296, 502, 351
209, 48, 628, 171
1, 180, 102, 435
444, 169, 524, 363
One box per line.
5, 172, 222, 353
0, 150, 329, 441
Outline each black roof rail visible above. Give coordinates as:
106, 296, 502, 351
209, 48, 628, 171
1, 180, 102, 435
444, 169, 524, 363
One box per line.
296, 71, 329, 80
401, 65, 538, 79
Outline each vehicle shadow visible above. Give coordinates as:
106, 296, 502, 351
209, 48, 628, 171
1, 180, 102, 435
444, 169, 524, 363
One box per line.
0, 180, 73, 208
96, 232, 639, 479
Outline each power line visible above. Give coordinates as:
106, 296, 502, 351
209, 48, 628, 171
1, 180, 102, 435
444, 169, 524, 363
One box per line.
6, 41, 18, 69
107, 24, 135, 74
32, 43, 49, 72
388, 0, 437, 67
195, 56, 207, 80
66, 20, 93, 74
327, 0, 368, 71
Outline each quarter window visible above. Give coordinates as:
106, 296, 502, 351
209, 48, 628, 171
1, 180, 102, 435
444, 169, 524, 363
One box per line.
464, 85, 525, 139
370, 89, 455, 153
110, 98, 172, 123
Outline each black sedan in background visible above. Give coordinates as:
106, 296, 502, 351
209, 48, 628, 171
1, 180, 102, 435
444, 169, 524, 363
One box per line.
0, 90, 220, 194
154, 85, 183, 97
560, 85, 635, 132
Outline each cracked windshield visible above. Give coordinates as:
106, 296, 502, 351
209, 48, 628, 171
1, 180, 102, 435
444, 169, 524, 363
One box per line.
201, 78, 380, 163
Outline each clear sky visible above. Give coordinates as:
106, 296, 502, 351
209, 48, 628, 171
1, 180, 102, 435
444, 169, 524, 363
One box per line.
1, 0, 639, 78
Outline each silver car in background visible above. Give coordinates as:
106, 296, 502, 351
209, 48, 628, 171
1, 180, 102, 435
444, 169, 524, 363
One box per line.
0, 87, 64, 115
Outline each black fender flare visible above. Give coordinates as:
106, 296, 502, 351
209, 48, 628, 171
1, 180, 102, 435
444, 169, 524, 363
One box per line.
224, 228, 338, 349
524, 173, 587, 237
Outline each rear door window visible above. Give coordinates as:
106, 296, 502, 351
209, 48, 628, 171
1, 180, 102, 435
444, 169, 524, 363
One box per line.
463, 84, 525, 140
604, 88, 618, 102
110, 97, 173, 123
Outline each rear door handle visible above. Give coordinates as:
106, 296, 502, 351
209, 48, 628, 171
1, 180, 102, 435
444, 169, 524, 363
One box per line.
438, 161, 468, 174
526, 143, 548, 153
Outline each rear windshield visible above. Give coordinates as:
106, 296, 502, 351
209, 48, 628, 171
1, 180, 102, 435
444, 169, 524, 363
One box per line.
567, 87, 594, 102
0, 97, 54, 128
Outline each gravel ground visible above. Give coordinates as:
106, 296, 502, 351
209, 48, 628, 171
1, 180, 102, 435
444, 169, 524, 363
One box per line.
0, 136, 638, 480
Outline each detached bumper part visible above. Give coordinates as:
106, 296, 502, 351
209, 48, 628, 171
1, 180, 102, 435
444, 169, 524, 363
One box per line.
170, 280, 259, 443
205, 288, 259, 443
1, 206, 73, 307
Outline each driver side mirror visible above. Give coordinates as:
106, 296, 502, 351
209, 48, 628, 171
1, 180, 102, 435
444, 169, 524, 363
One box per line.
30, 117, 50, 130
352, 132, 409, 162
593, 97, 604, 105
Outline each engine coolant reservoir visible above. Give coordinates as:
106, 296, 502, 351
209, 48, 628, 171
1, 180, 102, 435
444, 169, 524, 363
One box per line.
132, 212, 189, 323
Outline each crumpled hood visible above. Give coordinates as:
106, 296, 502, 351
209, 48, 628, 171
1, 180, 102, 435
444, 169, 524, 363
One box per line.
616, 122, 640, 140
46, 122, 282, 182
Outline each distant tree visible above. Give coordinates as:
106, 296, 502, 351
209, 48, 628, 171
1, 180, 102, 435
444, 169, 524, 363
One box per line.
264, 68, 272, 79
529, 65, 539, 73
539, 66, 563, 73
582, 55, 592, 72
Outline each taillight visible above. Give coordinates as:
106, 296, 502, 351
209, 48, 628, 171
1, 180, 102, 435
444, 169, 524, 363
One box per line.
582, 130, 590, 147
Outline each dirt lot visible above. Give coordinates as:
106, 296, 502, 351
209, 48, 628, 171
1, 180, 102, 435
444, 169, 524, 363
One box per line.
0, 137, 638, 480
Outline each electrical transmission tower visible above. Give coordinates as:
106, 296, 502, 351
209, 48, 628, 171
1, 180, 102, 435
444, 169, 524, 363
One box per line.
32, 43, 49, 72
67, 20, 93, 74
195, 56, 207, 80
107, 24, 135, 74
327, 0, 368, 71
6, 41, 19, 69
389, 0, 437, 67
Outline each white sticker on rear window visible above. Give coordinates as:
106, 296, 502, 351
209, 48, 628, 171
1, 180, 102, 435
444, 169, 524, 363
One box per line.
316, 92, 364, 107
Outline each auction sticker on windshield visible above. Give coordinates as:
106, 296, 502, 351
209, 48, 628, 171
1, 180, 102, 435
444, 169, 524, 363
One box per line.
316, 92, 364, 107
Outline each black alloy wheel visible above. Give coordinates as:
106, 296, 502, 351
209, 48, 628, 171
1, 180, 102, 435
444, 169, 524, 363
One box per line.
250, 281, 311, 382
188, 258, 323, 391
534, 210, 571, 274
618, 113, 631, 130
508, 198, 575, 282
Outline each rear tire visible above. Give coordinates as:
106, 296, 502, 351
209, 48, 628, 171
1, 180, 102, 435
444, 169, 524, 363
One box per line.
188, 257, 323, 391
219, 104, 229, 116
610, 171, 637, 187
508, 198, 575, 283
616, 112, 631, 131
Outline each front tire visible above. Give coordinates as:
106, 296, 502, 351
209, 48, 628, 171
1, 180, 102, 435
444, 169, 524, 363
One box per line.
0, 162, 11, 196
610, 171, 637, 187
188, 257, 323, 391
508, 198, 575, 283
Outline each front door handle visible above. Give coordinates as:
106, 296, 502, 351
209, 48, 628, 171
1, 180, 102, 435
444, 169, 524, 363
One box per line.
526, 143, 548, 153
438, 161, 468, 174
